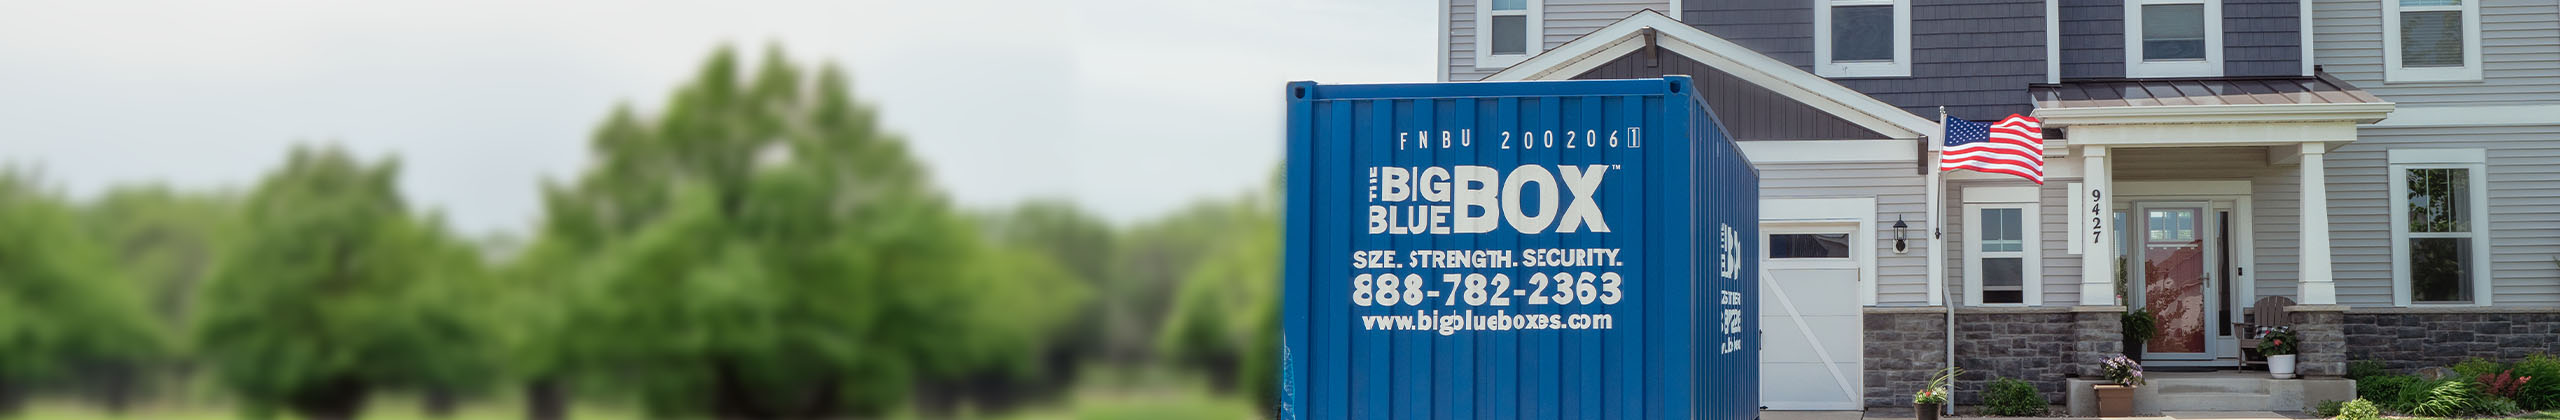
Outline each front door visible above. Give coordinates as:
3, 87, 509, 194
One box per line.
2136, 202, 2218, 361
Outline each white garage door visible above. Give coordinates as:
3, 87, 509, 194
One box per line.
1759, 227, 1865, 410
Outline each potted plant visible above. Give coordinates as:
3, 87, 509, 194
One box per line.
1915, 366, 1962, 420
2095, 355, 2145, 416
2122, 309, 2157, 361
2258, 326, 2299, 379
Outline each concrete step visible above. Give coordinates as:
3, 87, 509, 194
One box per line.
2149, 392, 2278, 412
2152, 377, 2271, 394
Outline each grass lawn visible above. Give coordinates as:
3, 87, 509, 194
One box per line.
9, 395, 644, 420
2390, 410, 2560, 419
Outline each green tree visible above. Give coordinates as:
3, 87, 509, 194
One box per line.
539, 46, 1083, 418
0, 169, 163, 415
1156, 182, 1280, 404
191, 147, 498, 420
77, 185, 235, 411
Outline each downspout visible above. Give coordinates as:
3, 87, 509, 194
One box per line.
1931, 106, 1954, 417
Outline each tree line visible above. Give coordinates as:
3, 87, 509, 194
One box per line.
0, 45, 1277, 420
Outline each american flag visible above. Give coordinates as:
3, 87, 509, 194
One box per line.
1941, 114, 2045, 184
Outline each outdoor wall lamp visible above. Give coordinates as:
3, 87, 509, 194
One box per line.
1892, 215, 1910, 254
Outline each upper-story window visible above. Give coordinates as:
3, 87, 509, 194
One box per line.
2125, 0, 2223, 77
1474, 0, 1542, 69
2383, 0, 2482, 82
1815, 0, 1911, 78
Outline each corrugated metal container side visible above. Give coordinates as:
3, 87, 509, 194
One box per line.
1280, 77, 1761, 420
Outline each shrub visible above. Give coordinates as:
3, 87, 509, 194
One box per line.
1982, 377, 2046, 416
2405, 380, 2480, 418
2357, 374, 2421, 403
2479, 368, 2533, 399
2513, 353, 2560, 410
2314, 400, 2344, 417
2336, 399, 2381, 420
2345, 360, 2388, 380
2478, 396, 2521, 416
2454, 357, 2508, 378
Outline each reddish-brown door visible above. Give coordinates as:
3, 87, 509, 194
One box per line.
2140, 205, 2211, 357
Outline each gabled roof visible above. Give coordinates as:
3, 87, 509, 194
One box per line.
1484, 10, 1939, 140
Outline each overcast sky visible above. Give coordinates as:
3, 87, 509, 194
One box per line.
0, 1, 1436, 235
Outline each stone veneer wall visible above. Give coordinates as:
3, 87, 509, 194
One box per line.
1863, 312, 1949, 407
2344, 310, 2560, 372
2291, 307, 2348, 377
1864, 310, 2111, 407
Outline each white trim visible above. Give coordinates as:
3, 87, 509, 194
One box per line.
1737, 140, 1916, 163
2062, 121, 2365, 148
1474, 0, 1544, 70
1963, 186, 2041, 204
2048, 0, 2063, 84
1763, 197, 1882, 306
2297, 143, 2338, 304
2388, 148, 2486, 164
1814, 0, 1912, 78
1439, 0, 1453, 82
1484, 10, 1939, 139
1665, 2, 1683, 21
1962, 201, 2044, 306
2124, 0, 2225, 78
2386, 160, 2492, 306
2298, 0, 2314, 76
2381, 0, 2483, 83
2035, 103, 2395, 127
2370, 104, 2560, 128
2115, 180, 2252, 196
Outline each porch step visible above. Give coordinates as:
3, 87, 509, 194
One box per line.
2152, 392, 2277, 411
2154, 377, 2271, 394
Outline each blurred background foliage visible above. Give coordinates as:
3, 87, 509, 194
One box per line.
0, 45, 1276, 419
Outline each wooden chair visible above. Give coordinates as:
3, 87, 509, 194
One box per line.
2231, 296, 2297, 370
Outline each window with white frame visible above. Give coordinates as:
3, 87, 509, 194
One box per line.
2383, 0, 2482, 82
1474, 0, 1541, 69
2124, 0, 2222, 77
2389, 149, 2491, 306
1815, 0, 1911, 77
1964, 187, 2042, 306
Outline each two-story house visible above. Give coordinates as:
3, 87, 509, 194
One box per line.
1438, 0, 2559, 413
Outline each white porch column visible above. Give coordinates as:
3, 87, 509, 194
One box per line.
2079, 145, 2116, 305
2297, 143, 2339, 305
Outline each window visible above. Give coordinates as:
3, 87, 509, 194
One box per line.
2388, 149, 2491, 306
1964, 187, 2042, 306
1814, 0, 1910, 78
1770, 233, 1854, 259
2383, 0, 2481, 82
1474, 0, 1541, 69
2124, 0, 2222, 77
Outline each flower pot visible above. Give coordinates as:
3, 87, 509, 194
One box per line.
2269, 354, 2298, 379
1916, 402, 1941, 420
2094, 384, 2135, 417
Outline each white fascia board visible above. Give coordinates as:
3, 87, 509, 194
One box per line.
2368, 104, 2560, 128
1738, 139, 1917, 163
2034, 102, 2397, 126
1485, 10, 1938, 140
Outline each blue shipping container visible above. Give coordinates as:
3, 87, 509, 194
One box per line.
1280, 77, 1760, 420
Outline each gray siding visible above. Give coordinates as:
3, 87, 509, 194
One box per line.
2320, 124, 2560, 307
1690, 0, 2049, 119
1446, 0, 1670, 82
1573, 50, 1893, 140
1940, 179, 2084, 306
2313, 0, 2560, 105
2225, 0, 2306, 77
1688, 0, 1815, 68
1840, 0, 2049, 119
1756, 161, 1935, 305
2060, 0, 2127, 78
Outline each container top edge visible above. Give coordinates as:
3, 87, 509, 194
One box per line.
1289, 77, 1692, 101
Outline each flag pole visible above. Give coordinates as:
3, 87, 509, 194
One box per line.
1931, 106, 1954, 417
